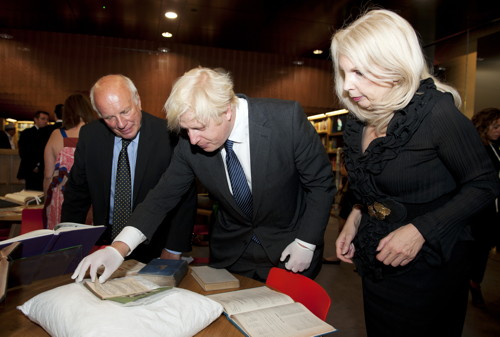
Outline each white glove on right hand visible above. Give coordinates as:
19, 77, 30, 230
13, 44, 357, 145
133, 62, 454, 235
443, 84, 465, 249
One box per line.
280, 240, 314, 273
71, 246, 124, 283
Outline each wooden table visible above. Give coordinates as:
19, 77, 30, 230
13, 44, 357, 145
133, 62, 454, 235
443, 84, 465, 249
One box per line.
0, 208, 22, 239
0, 268, 263, 337
0, 204, 45, 239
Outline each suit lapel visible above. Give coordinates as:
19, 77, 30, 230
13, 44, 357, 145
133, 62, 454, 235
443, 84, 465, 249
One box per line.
99, 121, 115, 210
201, 141, 250, 220
133, 112, 151, 205
247, 99, 271, 218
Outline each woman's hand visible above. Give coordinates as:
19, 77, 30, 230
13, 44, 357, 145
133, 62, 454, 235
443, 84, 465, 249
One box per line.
336, 207, 362, 263
376, 224, 425, 267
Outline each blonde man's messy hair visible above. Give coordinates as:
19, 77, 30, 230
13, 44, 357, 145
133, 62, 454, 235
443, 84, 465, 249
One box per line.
165, 67, 239, 133
331, 9, 461, 133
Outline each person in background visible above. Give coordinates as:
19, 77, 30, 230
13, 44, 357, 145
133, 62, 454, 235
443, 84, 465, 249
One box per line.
43, 94, 98, 229
71, 66, 335, 284
5, 123, 16, 149
468, 107, 500, 307
331, 9, 499, 337
61, 74, 196, 263
52, 103, 64, 129
17, 110, 51, 191
0, 123, 16, 149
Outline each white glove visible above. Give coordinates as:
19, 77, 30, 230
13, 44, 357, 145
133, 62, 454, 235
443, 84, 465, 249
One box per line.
71, 246, 124, 283
280, 240, 314, 273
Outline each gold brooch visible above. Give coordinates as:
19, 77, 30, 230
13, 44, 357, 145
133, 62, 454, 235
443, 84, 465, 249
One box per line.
367, 202, 391, 220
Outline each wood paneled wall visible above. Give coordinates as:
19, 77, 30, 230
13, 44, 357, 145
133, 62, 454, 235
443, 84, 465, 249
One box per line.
0, 29, 338, 121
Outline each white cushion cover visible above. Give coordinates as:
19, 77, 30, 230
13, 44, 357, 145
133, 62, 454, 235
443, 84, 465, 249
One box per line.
18, 282, 223, 337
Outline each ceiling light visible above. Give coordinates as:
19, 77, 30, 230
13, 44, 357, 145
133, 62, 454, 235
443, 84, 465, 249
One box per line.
165, 12, 178, 19
313, 49, 323, 55
158, 47, 170, 53
292, 60, 304, 66
162, 32, 173, 38
6, 118, 17, 123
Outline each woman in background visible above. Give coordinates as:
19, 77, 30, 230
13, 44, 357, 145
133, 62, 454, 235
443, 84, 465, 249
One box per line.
468, 107, 500, 306
331, 9, 499, 337
43, 93, 97, 228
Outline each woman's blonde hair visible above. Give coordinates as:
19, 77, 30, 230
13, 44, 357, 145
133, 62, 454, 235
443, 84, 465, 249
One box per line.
330, 9, 461, 133
165, 67, 239, 133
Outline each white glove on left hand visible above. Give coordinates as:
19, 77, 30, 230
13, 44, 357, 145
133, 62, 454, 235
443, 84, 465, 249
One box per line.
280, 240, 314, 273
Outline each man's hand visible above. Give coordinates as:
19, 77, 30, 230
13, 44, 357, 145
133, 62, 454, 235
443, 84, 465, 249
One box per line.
280, 240, 314, 273
71, 246, 125, 283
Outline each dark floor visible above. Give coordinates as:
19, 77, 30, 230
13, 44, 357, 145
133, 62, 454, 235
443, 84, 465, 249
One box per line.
189, 216, 500, 336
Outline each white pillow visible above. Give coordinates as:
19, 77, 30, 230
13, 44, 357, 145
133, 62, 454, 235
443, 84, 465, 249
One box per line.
18, 282, 223, 337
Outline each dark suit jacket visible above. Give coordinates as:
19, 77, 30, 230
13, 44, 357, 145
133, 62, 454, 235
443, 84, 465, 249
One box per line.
129, 97, 335, 276
0, 131, 11, 149
17, 126, 51, 190
61, 111, 197, 263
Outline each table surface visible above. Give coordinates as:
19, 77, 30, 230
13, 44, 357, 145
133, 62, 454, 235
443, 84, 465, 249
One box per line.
0, 204, 44, 239
0, 267, 263, 337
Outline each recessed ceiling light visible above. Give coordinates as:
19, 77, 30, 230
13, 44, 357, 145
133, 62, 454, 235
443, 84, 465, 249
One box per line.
165, 12, 178, 19
313, 49, 323, 55
162, 32, 173, 38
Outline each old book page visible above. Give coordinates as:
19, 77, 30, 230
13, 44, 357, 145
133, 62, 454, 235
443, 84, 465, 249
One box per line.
231, 302, 335, 337
207, 286, 293, 315
207, 286, 336, 337
84, 276, 170, 303
102, 259, 146, 279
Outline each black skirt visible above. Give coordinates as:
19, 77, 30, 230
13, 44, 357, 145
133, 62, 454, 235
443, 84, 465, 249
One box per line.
361, 240, 472, 337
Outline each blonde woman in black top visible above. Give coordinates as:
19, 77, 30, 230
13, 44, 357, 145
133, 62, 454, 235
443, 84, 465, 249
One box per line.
331, 9, 499, 337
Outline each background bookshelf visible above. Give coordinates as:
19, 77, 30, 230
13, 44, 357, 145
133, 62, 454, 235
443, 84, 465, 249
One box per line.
308, 109, 348, 171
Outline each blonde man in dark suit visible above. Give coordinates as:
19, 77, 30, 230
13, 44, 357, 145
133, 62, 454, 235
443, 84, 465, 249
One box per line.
73, 68, 335, 283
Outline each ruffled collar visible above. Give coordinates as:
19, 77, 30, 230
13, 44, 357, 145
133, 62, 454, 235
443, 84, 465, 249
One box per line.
343, 78, 440, 205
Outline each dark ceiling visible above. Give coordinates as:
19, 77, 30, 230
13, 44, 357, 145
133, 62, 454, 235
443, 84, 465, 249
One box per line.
0, 0, 498, 60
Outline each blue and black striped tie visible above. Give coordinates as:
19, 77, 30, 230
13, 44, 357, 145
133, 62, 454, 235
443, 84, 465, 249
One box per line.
224, 140, 253, 219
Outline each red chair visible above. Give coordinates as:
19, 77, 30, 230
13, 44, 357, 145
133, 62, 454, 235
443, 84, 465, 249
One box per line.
266, 267, 331, 321
20, 207, 44, 234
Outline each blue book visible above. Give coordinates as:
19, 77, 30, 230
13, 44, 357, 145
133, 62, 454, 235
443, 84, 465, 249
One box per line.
137, 258, 188, 287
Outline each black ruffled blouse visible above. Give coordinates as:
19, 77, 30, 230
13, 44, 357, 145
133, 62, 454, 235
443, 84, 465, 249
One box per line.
343, 78, 499, 280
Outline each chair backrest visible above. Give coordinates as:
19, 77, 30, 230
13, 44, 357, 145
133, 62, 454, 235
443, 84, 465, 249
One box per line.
20, 208, 44, 234
266, 267, 331, 321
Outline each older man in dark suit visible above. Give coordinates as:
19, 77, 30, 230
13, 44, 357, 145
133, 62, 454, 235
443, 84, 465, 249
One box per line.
61, 74, 196, 263
73, 67, 335, 283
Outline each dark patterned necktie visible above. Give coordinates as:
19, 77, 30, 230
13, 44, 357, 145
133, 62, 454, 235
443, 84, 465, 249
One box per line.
112, 139, 132, 238
224, 140, 253, 219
